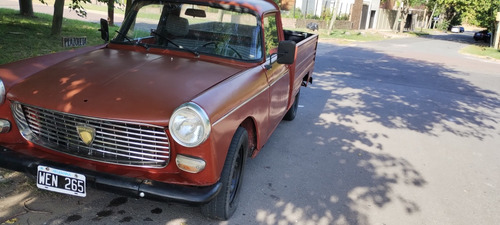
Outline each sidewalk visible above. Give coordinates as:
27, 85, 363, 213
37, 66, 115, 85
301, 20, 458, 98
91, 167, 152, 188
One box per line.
0, 0, 124, 25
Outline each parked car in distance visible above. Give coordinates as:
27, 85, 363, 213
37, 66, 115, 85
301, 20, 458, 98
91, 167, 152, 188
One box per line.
451, 26, 464, 33
473, 30, 491, 42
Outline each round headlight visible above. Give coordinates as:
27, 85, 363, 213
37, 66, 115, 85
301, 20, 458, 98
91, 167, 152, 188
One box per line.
0, 79, 5, 105
169, 102, 211, 148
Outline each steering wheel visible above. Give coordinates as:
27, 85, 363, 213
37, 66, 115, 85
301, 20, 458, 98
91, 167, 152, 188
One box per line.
198, 42, 243, 59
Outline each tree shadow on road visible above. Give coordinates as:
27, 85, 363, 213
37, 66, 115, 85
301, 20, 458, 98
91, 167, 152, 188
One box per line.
240, 42, 500, 225
317, 43, 500, 140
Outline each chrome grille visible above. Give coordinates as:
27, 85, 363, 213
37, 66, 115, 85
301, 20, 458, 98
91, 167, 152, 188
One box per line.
12, 102, 170, 168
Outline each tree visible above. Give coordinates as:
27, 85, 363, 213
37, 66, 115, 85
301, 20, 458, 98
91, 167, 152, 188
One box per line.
99, 0, 123, 27
393, 0, 427, 33
327, 0, 340, 34
40, 0, 91, 35
461, 0, 500, 30
107, 0, 115, 26
43, 0, 123, 36
432, 0, 499, 29
432, 0, 499, 42
51, 0, 65, 35
19, 0, 34, 17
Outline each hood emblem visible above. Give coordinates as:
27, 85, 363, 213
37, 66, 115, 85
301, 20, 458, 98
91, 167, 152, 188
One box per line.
76, 124, 96, 146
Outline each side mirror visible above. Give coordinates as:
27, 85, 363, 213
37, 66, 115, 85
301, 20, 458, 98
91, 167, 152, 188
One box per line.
99, 18, 109, 42
277, 40, 296, 65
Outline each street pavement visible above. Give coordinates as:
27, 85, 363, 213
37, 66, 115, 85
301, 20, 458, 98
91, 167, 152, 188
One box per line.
1, 1, 500, 225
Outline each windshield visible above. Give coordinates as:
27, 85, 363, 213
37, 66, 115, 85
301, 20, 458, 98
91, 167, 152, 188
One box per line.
113, 1, 262, 61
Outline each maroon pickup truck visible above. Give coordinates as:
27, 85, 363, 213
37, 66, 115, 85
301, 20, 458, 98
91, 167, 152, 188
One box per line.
0, 0, 317, 219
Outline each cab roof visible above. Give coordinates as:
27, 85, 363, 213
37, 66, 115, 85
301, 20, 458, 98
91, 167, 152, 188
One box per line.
135, 0, 279, 16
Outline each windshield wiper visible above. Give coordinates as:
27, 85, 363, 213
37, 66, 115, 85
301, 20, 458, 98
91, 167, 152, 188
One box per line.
115, 30, 133, 42
151, 31, 199, 57
151, 30, 179, 48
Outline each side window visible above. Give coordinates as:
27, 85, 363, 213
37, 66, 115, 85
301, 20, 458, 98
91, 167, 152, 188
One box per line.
263, 14, 279, 57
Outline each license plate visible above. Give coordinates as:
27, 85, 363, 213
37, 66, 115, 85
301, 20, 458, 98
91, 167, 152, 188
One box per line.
37, 166, 86, 197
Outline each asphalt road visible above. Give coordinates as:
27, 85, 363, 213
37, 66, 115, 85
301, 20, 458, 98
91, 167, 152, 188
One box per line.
1, 2, 500, 225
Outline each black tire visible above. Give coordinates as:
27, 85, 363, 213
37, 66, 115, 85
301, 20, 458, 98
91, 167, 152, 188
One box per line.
201, 127, 248, 220
283, 90, 300, 121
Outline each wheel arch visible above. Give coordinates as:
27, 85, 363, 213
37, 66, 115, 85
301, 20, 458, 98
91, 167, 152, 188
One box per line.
239, 117, 258, 158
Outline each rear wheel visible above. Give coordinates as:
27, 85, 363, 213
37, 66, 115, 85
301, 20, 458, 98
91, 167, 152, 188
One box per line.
201, 127, 248, 220
283, 90, 300, 121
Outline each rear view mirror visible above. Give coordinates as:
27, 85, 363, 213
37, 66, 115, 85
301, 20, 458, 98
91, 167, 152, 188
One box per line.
277, 41, 296, 65
99, 18, 109, 42
185, 9, 206, 18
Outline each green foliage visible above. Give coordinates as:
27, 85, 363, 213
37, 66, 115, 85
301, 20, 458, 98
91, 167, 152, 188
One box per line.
281, 9, 304, 19
336, 14, 349, 21
40, 0, 123, 17
326, 29, 388, 42
434, 0, 500, 30
305, 14, 320, 20
281, 8, 321, 19
264, 16, 279, 56
321, 7, 333, 22
68, 0, 92, 17
437, 19, 451, 30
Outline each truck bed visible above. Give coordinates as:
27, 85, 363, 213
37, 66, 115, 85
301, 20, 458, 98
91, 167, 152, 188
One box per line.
284, 29, 318, 103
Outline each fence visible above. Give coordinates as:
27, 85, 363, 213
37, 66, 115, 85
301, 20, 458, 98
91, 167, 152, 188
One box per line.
376, 9, 397, 30
281, 18, 353, 30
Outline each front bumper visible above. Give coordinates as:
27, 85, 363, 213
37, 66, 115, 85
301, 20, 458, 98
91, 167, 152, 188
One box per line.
0, 146, 221, 204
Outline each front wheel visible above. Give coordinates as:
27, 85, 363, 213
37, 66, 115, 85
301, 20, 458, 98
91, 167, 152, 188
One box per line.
201, 127, 248, 220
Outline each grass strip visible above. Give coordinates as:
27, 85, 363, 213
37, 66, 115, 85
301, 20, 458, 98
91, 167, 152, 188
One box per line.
461, 44, 500, 60
0, 8, 116, 65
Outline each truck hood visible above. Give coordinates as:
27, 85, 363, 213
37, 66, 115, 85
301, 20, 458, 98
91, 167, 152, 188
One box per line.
7, 48, 243, 125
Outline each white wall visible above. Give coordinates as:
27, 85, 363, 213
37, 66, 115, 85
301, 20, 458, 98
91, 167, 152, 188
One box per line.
295, 0, 355, 17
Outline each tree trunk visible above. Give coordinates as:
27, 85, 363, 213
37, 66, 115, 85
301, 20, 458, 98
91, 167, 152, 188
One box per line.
422, 9, 427, 29
399, 12, 407, 33
51, 0, 65, 36
399, 7, 409, 33
327, 0, 340, 34
392, 7, 401, 31
428, 3, 437, 29
107, 0, 114, 26
422, 0, 429, 29
19, 0, 34, 17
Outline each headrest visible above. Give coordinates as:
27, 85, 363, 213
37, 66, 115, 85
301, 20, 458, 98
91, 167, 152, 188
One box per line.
165, 14, 189, 37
